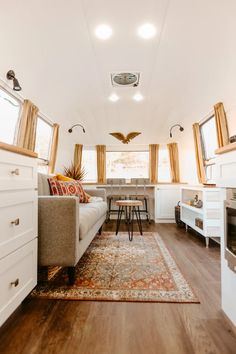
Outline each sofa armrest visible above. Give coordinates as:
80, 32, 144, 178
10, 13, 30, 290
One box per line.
84, 188, 106, 201
38, 196, 80, 266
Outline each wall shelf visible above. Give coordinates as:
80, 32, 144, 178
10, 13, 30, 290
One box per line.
180, 202, 203, 215
215, 142, 236, 155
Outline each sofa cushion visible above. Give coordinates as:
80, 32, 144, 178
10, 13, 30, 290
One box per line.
48, 178, 89, 203
79, 202, 107, 240
38, 173, 51, 196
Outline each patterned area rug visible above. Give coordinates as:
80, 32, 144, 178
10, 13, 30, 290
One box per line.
31, 232, 199, 303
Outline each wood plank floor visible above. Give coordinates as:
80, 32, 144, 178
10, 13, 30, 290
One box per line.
0, 222, 236, 354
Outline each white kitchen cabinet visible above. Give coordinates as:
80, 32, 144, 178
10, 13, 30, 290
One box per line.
155, 185, 181, 222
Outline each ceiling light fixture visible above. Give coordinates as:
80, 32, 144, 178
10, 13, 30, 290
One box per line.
169, 124, 184, 138
68, 124, 85, 133
95, 24, 112, 40
138, 23, 156, 39
133, 93, 143, 102
109, 93, 119, 102
6, 70, 22, 91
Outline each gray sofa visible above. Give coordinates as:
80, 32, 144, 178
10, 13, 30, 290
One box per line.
38, 173, 107, 284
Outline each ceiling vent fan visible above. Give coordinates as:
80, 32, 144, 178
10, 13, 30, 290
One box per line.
111, 72, 140, 87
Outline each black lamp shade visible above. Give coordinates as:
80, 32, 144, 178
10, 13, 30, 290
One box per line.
13, 78, 21, 91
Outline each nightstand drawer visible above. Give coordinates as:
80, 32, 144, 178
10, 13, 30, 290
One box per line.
0, 239, 37, 327
0, 150, 37, 191
0, 190, 37, 259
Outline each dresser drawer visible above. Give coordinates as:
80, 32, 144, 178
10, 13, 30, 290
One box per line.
0, 239, 37, 327
0, 150, 37, 191
0, 190, 37, 259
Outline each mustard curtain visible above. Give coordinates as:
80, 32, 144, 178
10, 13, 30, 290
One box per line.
149, 144, 159, 184
192, 123, 206, 184
74, 144, 83, 171
48, 123, 59, 174
214, 102, 229, 147
167, 143, 180, 183
96, 145, 106, 184
17, 99, 39, 151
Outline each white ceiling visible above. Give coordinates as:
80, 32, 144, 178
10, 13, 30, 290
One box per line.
0, 0, 236, 145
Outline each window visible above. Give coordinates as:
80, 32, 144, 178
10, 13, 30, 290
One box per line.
0, 87, 21, 144
158, 148, 171, 182
82, 149, 97, 182
106, 151, 149, 180
35, 117, 53, 172
200, 115, 218, 160
200, 115, 218, 182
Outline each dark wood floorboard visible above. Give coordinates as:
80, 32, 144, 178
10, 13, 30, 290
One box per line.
0, 222, 236, 354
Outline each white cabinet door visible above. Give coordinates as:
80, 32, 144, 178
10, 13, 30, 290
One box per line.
155, 187, 181, 221
0, 239, 37, 327
0, 190, 37, 259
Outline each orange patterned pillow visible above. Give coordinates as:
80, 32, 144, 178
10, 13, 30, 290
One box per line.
48, 178, 89, 203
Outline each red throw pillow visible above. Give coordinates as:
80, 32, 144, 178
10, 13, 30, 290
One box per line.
48, 178, 89, 203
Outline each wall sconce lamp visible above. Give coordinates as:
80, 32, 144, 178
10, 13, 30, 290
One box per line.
68, 124, 86, 133
169, 124, 184, 138
6, 70, 22, 91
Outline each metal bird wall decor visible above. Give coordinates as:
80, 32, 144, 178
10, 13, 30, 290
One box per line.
109, 132, 141, 144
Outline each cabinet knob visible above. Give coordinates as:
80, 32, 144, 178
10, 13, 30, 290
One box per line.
11, 218, 20, 226
11, 168, 20, 176
10, 278, 19, 287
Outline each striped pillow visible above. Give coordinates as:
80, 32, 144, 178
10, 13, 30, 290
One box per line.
48, 178, 89, 203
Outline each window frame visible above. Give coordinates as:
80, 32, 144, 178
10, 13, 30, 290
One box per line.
106, 149, 149, 182
199, 113, 219, 182
35, 115, 54, 172
0, 84, 22, 145
157, 146, 171, 183
82, 147, 98, 183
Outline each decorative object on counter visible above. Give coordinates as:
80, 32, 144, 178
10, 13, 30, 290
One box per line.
189, 199, 195, 206
68, 123, 85, 133
169, 124, 184, 138
175, 201, 185, 228
64, 162, 86, 181
195, 218, 203, 230
193, 194, 203, 208
6, 70, 22, 91
109, 132, 141, 144
229, 135, 236, 143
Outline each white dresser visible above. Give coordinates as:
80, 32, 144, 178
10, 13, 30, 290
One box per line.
0, 143, 38, 327
180, 186, 222, 247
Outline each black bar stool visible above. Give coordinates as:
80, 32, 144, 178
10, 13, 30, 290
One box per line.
106, 178, 126, 222
115, 199, 143, 241
129, 178, 151, 223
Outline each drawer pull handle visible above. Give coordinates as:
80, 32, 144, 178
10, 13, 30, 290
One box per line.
11, 168, 20, 176
11, 218, 20, 226
10, 279, 19, 287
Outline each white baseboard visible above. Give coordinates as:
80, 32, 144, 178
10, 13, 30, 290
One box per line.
155, 219, 176, 223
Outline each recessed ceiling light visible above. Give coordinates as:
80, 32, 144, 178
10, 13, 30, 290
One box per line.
95, 24, 113, 40
109, 93, 119, 102
137, 23, 156, 39
133, 93, 144, 102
